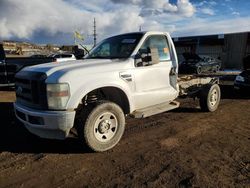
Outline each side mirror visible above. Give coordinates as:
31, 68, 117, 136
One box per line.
134, 47, 159, 67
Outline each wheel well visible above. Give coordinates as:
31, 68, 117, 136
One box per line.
81, 87, 130, 114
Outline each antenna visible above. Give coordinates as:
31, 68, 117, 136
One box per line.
93, 18, 97, 47
139, 26, 142, 32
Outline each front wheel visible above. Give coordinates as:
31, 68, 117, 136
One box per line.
77, 101, 125, 152
199, 84, 221, 112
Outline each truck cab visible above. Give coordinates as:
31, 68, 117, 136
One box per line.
14, 31, 219, 152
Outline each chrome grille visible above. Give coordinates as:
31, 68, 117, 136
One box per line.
15, 71, 47, 109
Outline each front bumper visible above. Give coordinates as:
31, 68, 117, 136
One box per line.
14, 103, 76, 140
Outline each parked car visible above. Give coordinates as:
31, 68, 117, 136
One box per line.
29, 54, 48, 58
49, 53, 76, 62
0, 44, 56, 87
234, 55, 250, 91
179, 52, 221, 74
234, 70, 250, 91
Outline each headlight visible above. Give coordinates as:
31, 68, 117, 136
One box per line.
47, 83, 70, 110
235, 75, 245, 82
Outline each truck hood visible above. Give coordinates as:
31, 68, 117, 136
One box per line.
23, 58, 131, 79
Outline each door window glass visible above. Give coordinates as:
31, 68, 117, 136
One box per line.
140, 35, 171, 61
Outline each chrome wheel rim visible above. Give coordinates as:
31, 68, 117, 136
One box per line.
209, 89, 218, 106
93, 112, 118, 142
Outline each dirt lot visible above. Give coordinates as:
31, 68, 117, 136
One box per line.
0, 85, 249, 188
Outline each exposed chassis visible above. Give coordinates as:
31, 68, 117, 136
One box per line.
178, 74, 219, 98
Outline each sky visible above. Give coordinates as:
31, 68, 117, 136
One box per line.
0, 0, 250, 45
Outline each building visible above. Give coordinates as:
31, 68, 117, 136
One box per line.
173, 32, 250, 69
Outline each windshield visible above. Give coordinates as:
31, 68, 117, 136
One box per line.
86, 33, 143, 59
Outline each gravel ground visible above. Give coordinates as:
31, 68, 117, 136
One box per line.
0, 85, 249, 188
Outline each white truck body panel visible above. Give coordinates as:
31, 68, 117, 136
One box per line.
23, 31, 179, 112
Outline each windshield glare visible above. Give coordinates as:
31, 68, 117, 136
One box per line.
86, 33, 143, 59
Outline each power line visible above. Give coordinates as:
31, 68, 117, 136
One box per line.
93, 18, 97, 47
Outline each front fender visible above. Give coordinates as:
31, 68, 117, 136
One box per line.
66, 77, 134, 113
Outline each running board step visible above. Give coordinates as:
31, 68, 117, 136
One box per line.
131, 101, 180, 119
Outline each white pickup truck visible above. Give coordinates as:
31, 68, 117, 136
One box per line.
14, 31, 221, 152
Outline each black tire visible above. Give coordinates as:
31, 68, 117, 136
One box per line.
196, 66, 202, 74
199, 84, 221, 112
77, 101, 125, 152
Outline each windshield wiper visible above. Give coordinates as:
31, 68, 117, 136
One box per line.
86, 56, 108, 59
109, 56, 128, 59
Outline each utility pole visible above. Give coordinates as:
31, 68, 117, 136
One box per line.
93, 18, 97, 47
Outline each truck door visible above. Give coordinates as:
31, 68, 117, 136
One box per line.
132, 35, 178, 109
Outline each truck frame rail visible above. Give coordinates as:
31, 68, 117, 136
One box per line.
178, 74, 219, 97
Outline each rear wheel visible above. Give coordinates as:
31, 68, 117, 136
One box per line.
77, 101, 125, 152
199, 84, 221, 112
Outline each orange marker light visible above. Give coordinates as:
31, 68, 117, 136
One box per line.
48, 90, 69, 97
